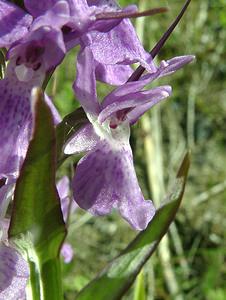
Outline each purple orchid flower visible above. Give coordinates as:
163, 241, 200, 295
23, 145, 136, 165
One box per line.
64, 48, 194, 230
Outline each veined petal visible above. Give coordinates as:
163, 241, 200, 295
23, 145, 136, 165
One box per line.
127, 101, 161, 125
95, 63, 133, 85
57, 176, 77, 222
74, 47, 100, 115
73, 140, 155, 229
98, 86, 172, 123
0, 0, 32, 48
0, 76, 36, 177
102, 72, 161, 108
24, 0, 58, 17
31, 1, 70, 31
118, 194, 155, 231
57, 176, 70, 221
57, 176, 70, 200
89, 18, 156, 74
158, 55, 195, 78
0, 243, 29, 300
64, 123, 99, 155
0, 63, 60, 177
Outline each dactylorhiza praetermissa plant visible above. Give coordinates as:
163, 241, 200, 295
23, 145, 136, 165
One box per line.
0, 0, 155, 200
64, 48, 195, 230
0, 176, 74, 299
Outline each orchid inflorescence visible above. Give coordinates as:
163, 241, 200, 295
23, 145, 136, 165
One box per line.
0, 0, 194, 298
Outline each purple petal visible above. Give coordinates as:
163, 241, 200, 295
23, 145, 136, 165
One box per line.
0, 243, 29, 300
73, 140, 155, 229
117, 194, 155, 231
60, 243, 74, 263
88, 4, 137, 33
102, 73, 161, 108
57, 176, 70, 200
24, 0, 58, 17
98, 86, 172, 123
87, 0, 118, 8
158, 55, 195, 78
0, 73, 34, 177
0, 0, 32, 48
88, 18, 156, 73
64, 123, 99, 155
57, 176, 70, 221
57, 176, 77, 222
127, 101, 161, 125
95, 63, 133, 85
74, 47, 100, 115
31, 1, 70, 31
0, 63, 61, 177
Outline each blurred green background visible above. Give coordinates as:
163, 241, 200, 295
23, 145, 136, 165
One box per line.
47, 0, 226, 299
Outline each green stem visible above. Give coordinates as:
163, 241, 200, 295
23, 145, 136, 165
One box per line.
27, 261, 41, 300
39, 258, 63, 300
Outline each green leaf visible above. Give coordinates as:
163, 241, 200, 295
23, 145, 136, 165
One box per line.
75, 153, 190, 300
134, 271, 146, 300
56, 107, 88, 165
9, 88, 66, 262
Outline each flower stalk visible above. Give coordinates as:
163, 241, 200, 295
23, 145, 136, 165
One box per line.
39, 258, 63, 300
